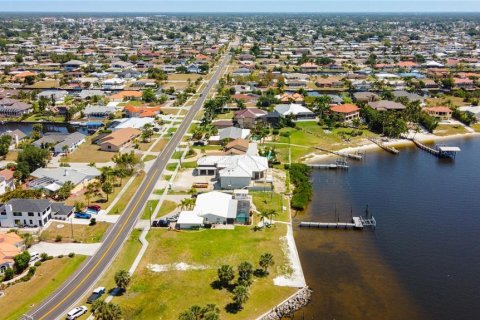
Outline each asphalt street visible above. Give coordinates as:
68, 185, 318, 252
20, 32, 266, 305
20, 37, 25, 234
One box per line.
25, 52, 232, 320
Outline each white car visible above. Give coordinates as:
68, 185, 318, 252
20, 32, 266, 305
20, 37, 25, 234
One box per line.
66, 306, 88, 320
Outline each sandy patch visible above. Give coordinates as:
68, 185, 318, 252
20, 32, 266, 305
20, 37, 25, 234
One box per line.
147, 262, 209, 272
274, 225, 307, 288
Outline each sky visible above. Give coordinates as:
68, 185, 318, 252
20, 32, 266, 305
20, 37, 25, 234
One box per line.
1, 0, 480, 13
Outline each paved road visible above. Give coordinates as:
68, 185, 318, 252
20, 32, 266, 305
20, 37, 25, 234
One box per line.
26, 52, 232, 320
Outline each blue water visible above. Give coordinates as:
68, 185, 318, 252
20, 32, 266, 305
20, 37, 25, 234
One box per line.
293, 137, 480, 320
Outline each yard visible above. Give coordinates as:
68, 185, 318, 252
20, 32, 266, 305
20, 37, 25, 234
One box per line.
1, 255, 86, 320
40, 221, 110, 243
111, 225, 296, 320
151, 138, 168, 152
433, 124, 469, 136
472, 123, 480, 133
156, 200, 178, 218
251, 191, 289, 222
5, 150, 18, 161
64, 135, 117, 163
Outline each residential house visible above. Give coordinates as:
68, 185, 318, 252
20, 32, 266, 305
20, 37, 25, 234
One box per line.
52, 132, 86, 155
392, 91, 424, 104
277, 92, 304, 104
330, 104, 361, 122
0, 199, 73, 228
197, 154, 269, 189
98, 127, 141, 152
233, 108, 267, 129
38, 90, 69, 104
315, 76, 344, 88
110, 90, 142, 102
369, 100, 407, 111
103, 78, 126, 90
176, 190, 251, 229
109, 117, 155, 130
274, 104, 316, 121
0, 169, 15, 195
84, 105, 116, 118
300, 62, 319, 73
28, 166, 100, 194
124, 105, 161, 118
64, 60, 87, 71
0, 98, 33, 117
353, 92, 380, 103
424, 106, 452, 120
224, 139, 258, 156
0, 233, 24, 273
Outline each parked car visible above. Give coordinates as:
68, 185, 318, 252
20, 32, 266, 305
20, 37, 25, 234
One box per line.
87, 287, 105, 304
152, 220, 169, 227
88, 205, 101, 212
29, 252, 39, 263
66, 306, 88, 320
75, 212, 92, 219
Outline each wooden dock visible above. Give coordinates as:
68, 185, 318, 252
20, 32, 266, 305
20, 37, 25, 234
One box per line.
299, 216, 376, 230
308, 158, 349, 170
369, 138, 399, 155
410, 138, 461, 159
312, 146, 363, 161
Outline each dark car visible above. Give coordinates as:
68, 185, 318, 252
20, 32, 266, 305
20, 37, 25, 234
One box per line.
88, 205, 101, 212
86, 287, 105, 304
152, 220, 169, 227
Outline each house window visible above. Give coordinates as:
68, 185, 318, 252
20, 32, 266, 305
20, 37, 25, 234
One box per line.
13, 212, 22, 217
28, 212, 34, 217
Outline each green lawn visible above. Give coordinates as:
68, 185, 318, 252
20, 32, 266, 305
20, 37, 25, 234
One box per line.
141, 200, 159, 220
95, 229, 143, 293
180, 160, 197, 169
143, 155, 157, 162
109, 172, 146, 215
40, 221, 110, 243
166, 163, 178, 171
2, 256, 86, 320
172, 151, 183, 159
472, 123, 480, 133
433, 124, 468, 136
274, 121, 377, 162
112, 226, 295, 320
251, 192, 289, 222
156, 200, 178, 218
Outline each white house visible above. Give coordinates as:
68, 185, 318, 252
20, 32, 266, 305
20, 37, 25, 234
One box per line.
177, 191, 251, 229
103, 78, 125, 90
274, 104, 316, 121
197, 154, 269, 189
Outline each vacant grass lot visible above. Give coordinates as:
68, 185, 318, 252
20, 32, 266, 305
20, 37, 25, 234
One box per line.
1, 255, 86, 320
168, 73, 203, 81
113, 226, 295, 320
156, 200, 178, 218
40, 221, 110, 243
65, 136, 116, 163
426, 95, 466, 108
433, 124, 468, 136
274, 121, 376, 162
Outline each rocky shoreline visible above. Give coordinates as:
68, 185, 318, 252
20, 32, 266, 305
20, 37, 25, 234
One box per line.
259, 286, 312, 320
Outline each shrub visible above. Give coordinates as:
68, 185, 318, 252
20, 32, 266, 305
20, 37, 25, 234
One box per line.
68, 252, 75, 258
89, 218, 97, 226
289, 163, 312, 211
40, 252, 49, 261
58, 255, 64, 258
3, 268, 14, 281
55, 235, 62, 242
34, 261, 42, 267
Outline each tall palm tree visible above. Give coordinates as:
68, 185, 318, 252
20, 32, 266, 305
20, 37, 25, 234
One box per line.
114, 269, 131, 292
233, 285, 250, 308
259, 253, 275, 274
258, 210, 270, 227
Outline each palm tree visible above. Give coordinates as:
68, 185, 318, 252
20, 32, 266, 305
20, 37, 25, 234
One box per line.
258, 210, 270, 228
114, 269, 131, 292
232, 285, 250, 308
268, 209, 278, 224
92, 300, 122, 320
259, 253, 275, 274
217, 264, 235, 286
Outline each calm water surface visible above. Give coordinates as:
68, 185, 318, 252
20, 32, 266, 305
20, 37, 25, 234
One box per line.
293, 137, 480, 320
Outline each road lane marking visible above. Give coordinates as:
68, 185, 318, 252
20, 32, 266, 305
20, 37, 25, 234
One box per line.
38, 168, 159, 320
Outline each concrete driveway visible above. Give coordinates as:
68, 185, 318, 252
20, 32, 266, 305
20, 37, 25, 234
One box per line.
29, 242, 102, 257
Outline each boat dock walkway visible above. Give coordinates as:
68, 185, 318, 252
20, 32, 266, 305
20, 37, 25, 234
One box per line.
410, 138, 461, 159
299, 216, 376, 230
307, 158, 349, 170
369, 138, 400, 155
312, 146, 364, 160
